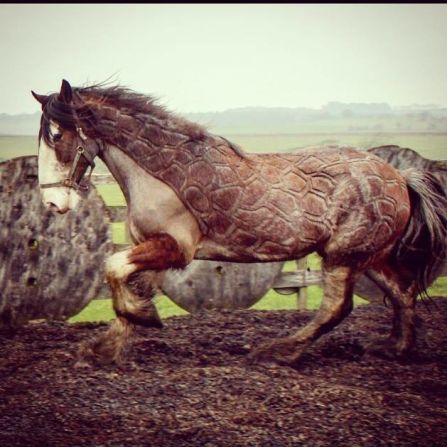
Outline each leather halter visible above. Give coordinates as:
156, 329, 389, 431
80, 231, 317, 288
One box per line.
40, 127, 103, 191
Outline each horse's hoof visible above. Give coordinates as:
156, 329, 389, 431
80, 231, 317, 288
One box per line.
250, 352, 301, 368
247, 348, 276, 366
74, 358, 94, 369
248, 356, 280, 369
77, 338, 123, 367
247, 341, 276, 362
248, 339, 303, 367
365, 338, 408, 360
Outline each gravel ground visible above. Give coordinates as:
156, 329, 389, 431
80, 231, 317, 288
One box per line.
1, 298, 447, 447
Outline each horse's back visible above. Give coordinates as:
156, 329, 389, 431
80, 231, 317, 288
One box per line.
268, 145, 412, 265
200, 144, 411, 262
251, 144, 401, 178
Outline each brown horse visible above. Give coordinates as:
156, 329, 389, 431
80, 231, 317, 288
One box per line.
32, 80, 447, 366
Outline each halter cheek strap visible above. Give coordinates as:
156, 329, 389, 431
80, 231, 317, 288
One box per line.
40, 127, 103, 191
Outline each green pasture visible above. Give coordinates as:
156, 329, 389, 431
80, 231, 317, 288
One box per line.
226, 132, 447, 160
1, 132, 446, 161
0, 136, 37, 161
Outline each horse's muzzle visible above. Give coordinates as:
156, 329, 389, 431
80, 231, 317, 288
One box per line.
45, 201, 70, 214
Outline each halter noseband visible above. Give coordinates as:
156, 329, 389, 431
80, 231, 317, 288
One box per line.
40, 127, 103, 192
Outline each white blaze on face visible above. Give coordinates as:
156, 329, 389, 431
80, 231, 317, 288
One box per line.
38, 122, 81, 213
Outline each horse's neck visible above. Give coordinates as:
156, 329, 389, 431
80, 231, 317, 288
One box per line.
99, 144, 134, 203
94, 105, 245, 189
99, 143, 183, 213
93, 103, 251, 239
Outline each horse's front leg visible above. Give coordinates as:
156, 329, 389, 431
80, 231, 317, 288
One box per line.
77, 233, 187, 366
250, 265, 355, 366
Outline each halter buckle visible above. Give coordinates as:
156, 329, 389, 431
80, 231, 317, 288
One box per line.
40, 127, 100, 191
62, 178, 74, 188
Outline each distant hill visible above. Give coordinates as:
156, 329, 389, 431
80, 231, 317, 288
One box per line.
188, 103, 447, 134
2, 103, 447, 136
0, 112, 41, 135
322, 102, 392, 116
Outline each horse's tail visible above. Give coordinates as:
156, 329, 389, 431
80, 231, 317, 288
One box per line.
392, 169, 447, 296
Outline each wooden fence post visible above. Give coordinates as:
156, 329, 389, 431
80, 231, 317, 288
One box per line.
295, 257, 308, 310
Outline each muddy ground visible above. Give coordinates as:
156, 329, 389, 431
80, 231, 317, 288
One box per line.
1, 299, 447, 447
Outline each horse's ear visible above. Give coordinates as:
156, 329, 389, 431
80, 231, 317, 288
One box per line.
58, 79, 73, 103
31, 91, 49, 106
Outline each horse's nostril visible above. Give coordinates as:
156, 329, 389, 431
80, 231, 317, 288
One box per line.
46, 202, 60, 212
45, 202, 69, 214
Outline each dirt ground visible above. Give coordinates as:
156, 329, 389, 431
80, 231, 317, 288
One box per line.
1, 299, 447, 447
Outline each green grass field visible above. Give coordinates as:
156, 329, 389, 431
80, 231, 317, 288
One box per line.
1, 132, 446, 160
225, 133, 447, 160
0, 136, 37, 161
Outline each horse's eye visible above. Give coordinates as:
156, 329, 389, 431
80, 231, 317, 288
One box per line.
53, 133, 62, 142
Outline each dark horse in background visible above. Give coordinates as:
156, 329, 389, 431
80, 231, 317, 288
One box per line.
32, 80, 447, 366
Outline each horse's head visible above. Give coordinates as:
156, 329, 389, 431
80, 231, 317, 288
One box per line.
32, 79, 101, 214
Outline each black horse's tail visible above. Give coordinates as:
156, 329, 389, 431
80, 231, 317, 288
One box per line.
392, 169, 447, 296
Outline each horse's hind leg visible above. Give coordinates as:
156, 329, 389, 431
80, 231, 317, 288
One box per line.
77, 249, 164, 366
366, 267, 417, 357
250, 264, 356, 365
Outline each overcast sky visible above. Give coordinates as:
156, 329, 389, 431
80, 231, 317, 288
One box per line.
1, 4, 447, 114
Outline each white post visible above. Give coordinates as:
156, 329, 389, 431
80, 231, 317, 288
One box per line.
296, 257, 308, 310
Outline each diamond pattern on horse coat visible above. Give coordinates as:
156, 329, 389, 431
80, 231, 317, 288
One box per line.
118, 131, 409, 260
79, 101, 408, 261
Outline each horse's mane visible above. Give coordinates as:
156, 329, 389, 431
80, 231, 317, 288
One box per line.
39, 82, 247, 158
78, 84, 206, 137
